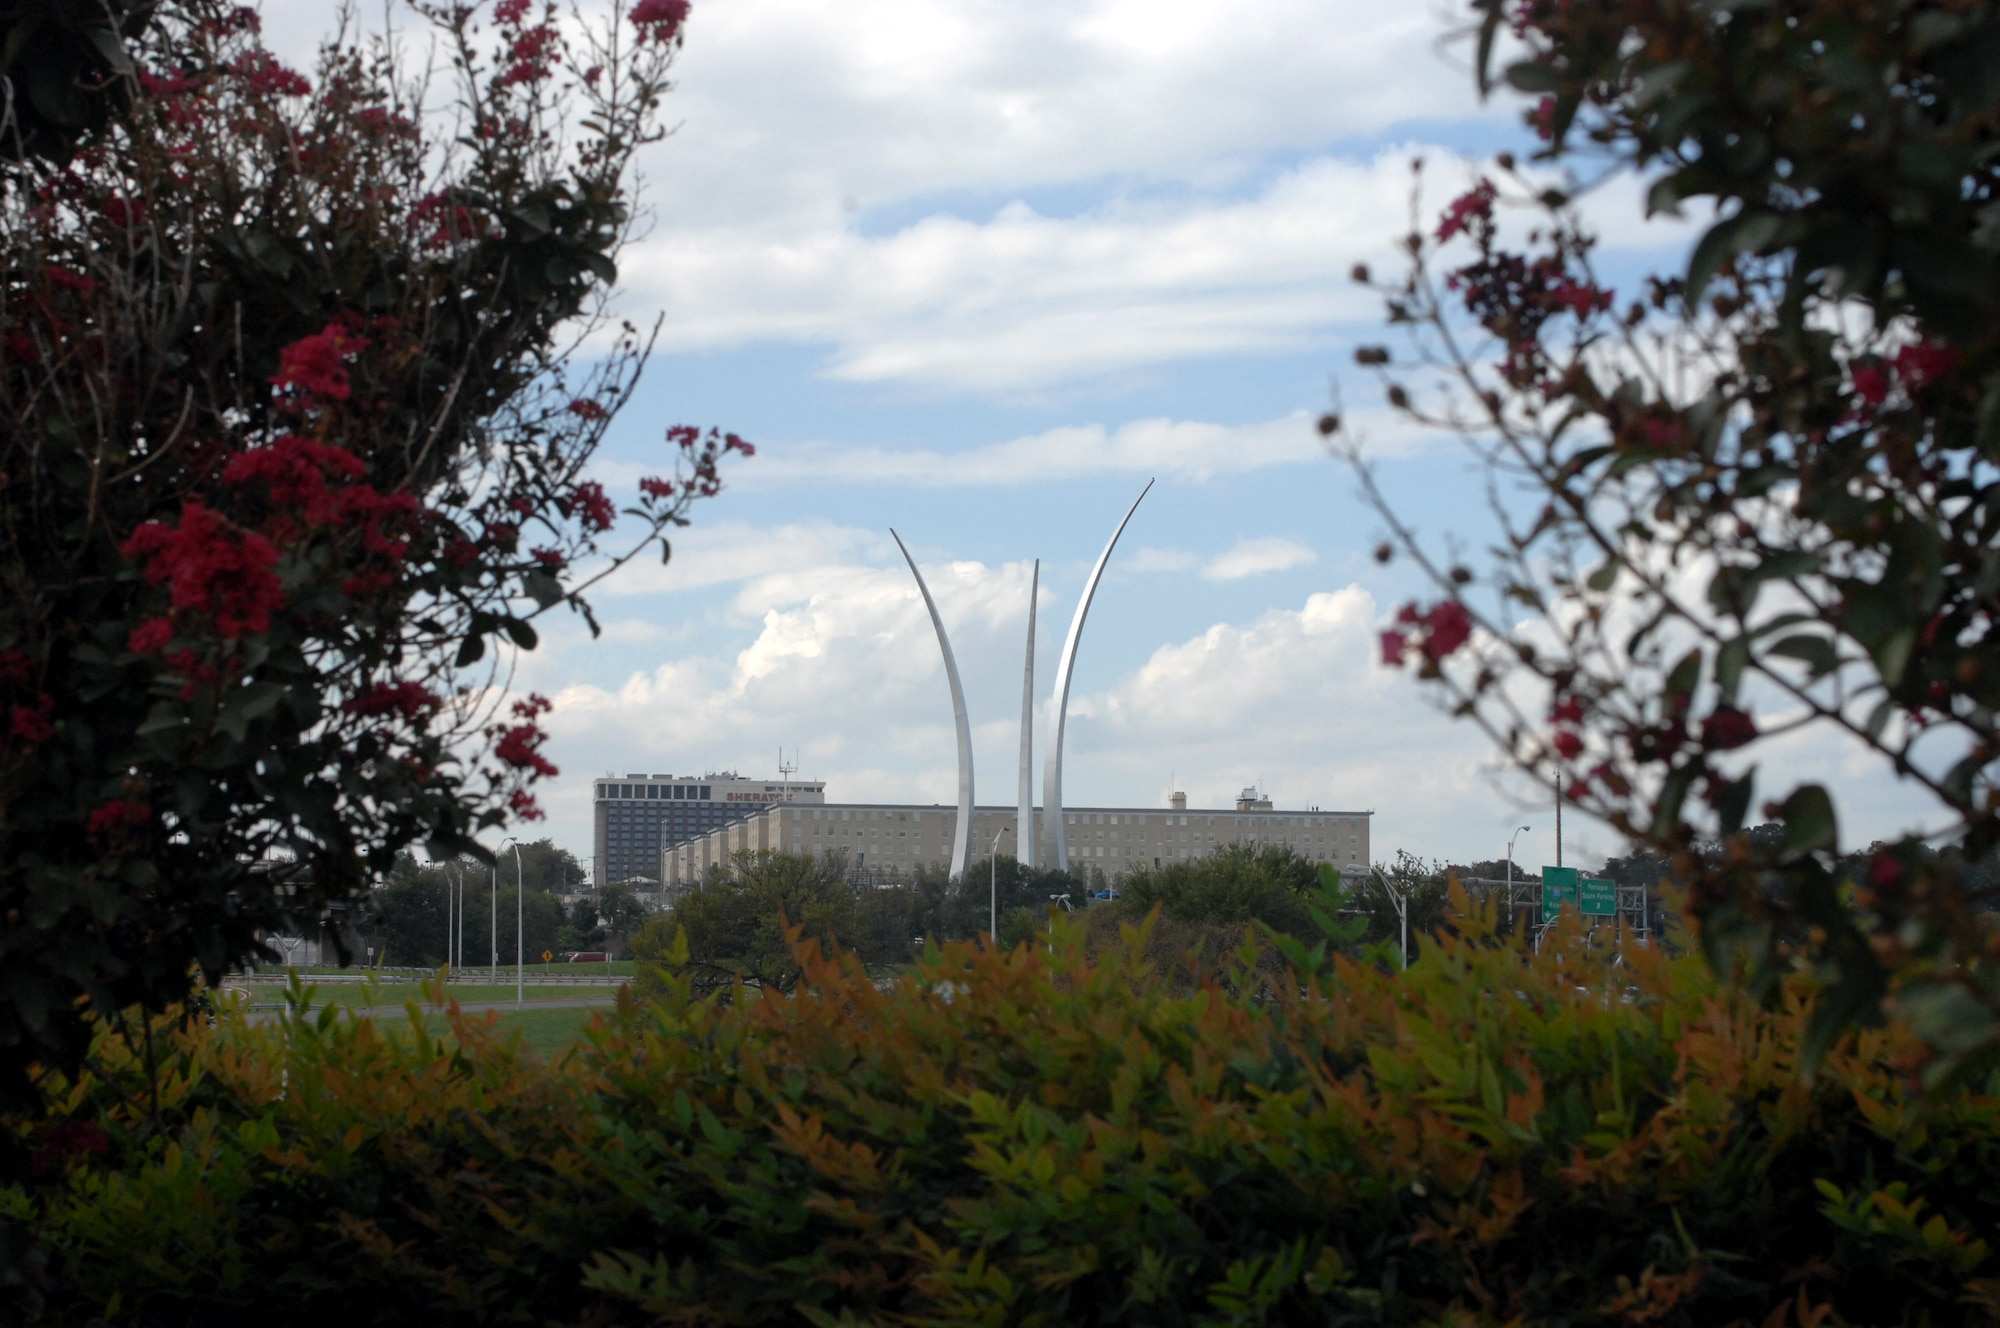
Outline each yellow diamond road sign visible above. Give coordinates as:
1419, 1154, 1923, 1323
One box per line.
542, 949, 553, 963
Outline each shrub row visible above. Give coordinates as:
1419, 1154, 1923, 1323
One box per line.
8, 897, 2000, 1325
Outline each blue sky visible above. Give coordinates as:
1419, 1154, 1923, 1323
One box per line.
269, 0, 1942, 879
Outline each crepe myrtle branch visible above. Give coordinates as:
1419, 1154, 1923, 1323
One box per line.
1325, 164, 1974, 851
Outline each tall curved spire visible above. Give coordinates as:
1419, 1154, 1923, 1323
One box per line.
892, 530, 974, 879
1042, 481, 1153, 872
1017, 559, 1038, 870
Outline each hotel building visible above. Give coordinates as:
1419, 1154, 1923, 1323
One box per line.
594, 771, 825, 886
659, 787, 1371, 891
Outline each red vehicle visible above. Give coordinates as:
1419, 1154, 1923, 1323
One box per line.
564, 951, 611, 963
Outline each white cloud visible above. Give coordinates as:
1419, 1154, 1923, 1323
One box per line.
1203, 536, 1316, 581
651, 0, 1480, 229
733, 411, 1334, 488
625, 153, 1446, 392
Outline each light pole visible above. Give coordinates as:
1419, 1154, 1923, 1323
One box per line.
489, 860, 498, 982
502, 838, 525, 1009
1506, 825, 1531, 937
990, 825, 1010, 941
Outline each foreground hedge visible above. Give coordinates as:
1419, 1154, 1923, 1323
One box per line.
8, 902, 2000, 1325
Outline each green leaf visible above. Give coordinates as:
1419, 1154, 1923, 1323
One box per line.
1714, 770, 1755, 836
455, 632, 486, 667
1504, 59, 1561, 93
1768, 634, 1837, 678
1665, 648, 1703, 702
501, 618, 539, 650
1687, 209, 1785, 305
1715, 635, 1749, 700
523, 569, 564, 609
1650, 762, 1700, 840
1776, 785, 1838, 860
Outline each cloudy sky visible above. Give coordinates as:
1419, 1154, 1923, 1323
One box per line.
271, 0, 1936, 877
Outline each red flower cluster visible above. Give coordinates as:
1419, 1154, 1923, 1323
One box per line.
1550, 694, 1585, 760
630, 0, 690, 43
1699, 705, 1757, 751
222, 435, 365, 514
10, 695, 54, 744
500, 25, 561, 86
1849, 340, 1960, 412
1380, 600, 1474, 669
128, 618, 174, 654
86, 799, 153, 838
495, 0, 533, 22
353, 106, 416, 139
409, 192, 488, 250
121, 503, 284, 639
45, 265, 97, 296
571, 481, 617, 533
1547, 276, 1612, 318
638, 476, 675, 499
270, 323, 368, 404
568, 398, 608, 420
1436, 180, 1496, 244
493, 692, 559, 780
230, 49, 311, 98
344, 681, 442, 721
101, 197, 149, 229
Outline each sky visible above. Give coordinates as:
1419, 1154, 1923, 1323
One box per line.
269, 0, 1944, 880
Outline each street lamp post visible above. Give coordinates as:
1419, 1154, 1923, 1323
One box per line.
502, 838, 525, 1009
1506, 825, 1531, 938
489, 860, 498, 982
990, 826, 1010, 941
1378, 872, 1409, 972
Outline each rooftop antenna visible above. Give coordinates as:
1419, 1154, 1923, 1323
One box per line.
778, 747, 796, 802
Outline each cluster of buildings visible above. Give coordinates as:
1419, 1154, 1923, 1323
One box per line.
594, 773, 1372, 895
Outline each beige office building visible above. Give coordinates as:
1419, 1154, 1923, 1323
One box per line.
660, 787, 1371, 891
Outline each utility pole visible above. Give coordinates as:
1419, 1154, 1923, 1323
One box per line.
1555, 771, 1563, 867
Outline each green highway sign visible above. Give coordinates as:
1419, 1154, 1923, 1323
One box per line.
1541, 866, 1578, 923
1580, 875, 1617, 916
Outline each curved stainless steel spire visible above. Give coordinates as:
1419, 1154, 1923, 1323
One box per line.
892, 530, 974, 880
1017, 559, 1038, 870
1042, 480, 1153, 872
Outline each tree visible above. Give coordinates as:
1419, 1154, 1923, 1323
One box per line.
1113, 843, 1320, 935
0, 0, 740, 1106
634, 851, 859, 997
586, 879, 651, 954
1338, 0, 2000, 1081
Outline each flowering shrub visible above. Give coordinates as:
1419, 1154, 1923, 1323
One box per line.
8, 900, 2000, 1324
0, 0, 736, 1113
1337, 1, 2000, 1087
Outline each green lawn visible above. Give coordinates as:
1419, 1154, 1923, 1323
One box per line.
229, 981, 626, 1009
415, 1004, 609, 1058
264, 961, 636, 979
